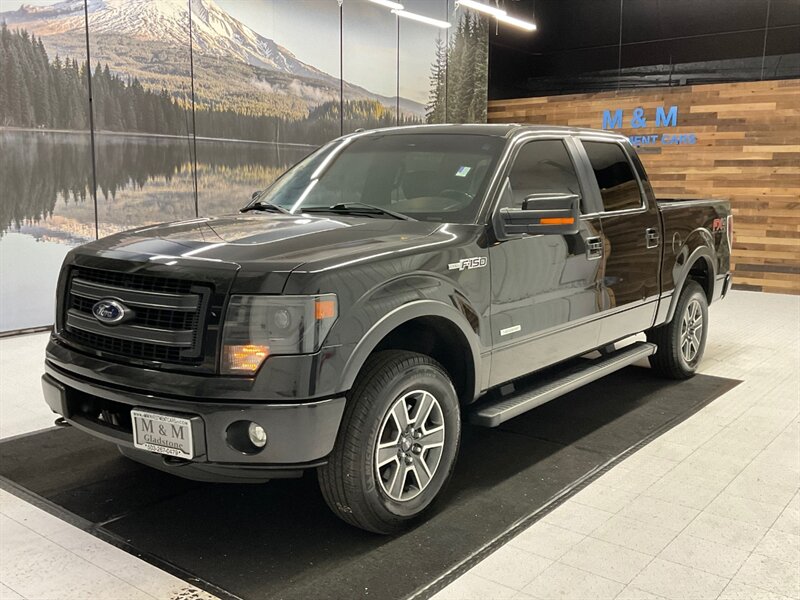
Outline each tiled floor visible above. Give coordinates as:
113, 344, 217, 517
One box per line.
433, 291, 800, 600
1, 290, 798, 600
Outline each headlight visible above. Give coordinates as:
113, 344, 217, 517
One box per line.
221, 294, 337, 375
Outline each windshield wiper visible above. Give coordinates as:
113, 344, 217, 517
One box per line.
241, 201, 291, 214
303, 202, 416, 221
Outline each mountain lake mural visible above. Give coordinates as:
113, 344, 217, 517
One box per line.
0, 0, 489, 331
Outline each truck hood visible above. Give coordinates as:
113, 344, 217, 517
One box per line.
78, 213, 442, 272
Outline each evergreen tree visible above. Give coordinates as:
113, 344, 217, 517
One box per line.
426, 36, 447, 124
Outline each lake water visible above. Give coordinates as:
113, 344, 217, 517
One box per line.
0, 130, 312, 332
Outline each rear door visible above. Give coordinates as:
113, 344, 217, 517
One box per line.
488, 137, 606, 386
575, 138, 662, 344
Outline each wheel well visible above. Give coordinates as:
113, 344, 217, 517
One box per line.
372, 316, 475, 404
687, 256, 713, 303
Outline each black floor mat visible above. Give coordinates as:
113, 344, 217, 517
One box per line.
0, 368, 739, 600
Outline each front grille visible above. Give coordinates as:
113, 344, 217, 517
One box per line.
68, 328, 184, 362
62, 267, 210, 365
74, 268, 194, 294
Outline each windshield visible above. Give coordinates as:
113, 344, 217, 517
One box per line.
250, 133, 505, 223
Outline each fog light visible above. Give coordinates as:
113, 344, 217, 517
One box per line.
226, 420, 268, 454
248, 422, 267, 448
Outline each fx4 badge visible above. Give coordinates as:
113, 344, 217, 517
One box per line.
448, 257, 488, 271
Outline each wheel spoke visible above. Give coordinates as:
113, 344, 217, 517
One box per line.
421, 426, 445, 448
392, 400, 410, 431
411, 391, 435, 428
376, 444, 399, 467
413, 461, 431, 489
389, 463, 409, 499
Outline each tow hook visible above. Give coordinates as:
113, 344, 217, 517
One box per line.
162, 455, 191, 467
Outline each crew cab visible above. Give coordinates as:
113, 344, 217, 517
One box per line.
42, 124, 732, 533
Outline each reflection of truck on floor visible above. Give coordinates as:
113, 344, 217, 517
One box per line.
42, 124, 732, 533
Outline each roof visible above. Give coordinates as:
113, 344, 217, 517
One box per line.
359, 123, 627, 141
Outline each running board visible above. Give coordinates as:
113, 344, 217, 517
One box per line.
469, 342, 657, 427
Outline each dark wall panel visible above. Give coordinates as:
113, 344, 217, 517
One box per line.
621, 0, 769, 41
489, 0, 800, 99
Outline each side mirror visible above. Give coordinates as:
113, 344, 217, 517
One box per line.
497, 193, 581, 238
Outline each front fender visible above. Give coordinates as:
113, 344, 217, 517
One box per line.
338, 299, 483, 400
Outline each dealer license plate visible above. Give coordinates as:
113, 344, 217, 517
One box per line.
131, 409, 194, 459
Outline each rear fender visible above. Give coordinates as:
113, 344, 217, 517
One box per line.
665, 237, 715, 323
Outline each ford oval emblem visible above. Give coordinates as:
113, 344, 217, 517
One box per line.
92, 299, 131, 325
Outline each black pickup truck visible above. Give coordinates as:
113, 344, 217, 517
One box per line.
42, 124, 732, 533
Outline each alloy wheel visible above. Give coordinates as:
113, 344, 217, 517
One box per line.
375, 389, 445, 502
680, 298, 703, 363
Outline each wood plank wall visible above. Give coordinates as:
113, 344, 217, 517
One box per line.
488, 79, 800, 294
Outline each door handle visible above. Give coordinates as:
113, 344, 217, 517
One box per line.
646, 228, 660, 249
586, 236, 603, 260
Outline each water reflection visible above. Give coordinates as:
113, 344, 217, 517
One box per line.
0, 129, 313, 331
0, 131, 94, 238
0, 130, 312, 238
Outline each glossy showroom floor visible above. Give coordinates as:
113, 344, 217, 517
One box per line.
1, 290, 798, 600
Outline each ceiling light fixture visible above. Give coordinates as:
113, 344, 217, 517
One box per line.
455, 0, 507, 18
391, 9, 451, 28
367, 0, 405, 10
497, 13, 537, 31
456, 0, 537, 32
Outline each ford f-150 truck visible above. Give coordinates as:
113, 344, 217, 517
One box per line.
42, 124, 732, 533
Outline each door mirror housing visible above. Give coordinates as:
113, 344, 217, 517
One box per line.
495, 193, 582, 238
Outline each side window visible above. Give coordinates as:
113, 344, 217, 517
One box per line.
505, 140, 582, 210
582, 141, 643, 212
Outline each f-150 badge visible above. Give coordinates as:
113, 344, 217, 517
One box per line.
449, 257, 488, 271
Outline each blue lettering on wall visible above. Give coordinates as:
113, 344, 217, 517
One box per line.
602, 109, 623, 130
600, 105, 696, 146
655, 105, 678, 127
631, 107, 647, 128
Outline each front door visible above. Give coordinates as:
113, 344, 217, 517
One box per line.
489, 138, 605, 386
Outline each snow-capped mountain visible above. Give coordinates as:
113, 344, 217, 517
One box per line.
1, 0, 425, 115
3, 0, 332, 82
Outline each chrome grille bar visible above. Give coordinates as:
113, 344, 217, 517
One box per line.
65, 310, 195, 347
70, 278, 199, 311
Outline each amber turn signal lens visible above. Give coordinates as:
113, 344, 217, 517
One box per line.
539, 217, 575, 225
224, 344, 269, 373
315, 299, 337, 320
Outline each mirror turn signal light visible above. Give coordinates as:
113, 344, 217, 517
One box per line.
224, 344, 270, 373
539, 217, 575, 225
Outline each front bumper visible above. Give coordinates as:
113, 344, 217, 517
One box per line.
42, 361, 346, 483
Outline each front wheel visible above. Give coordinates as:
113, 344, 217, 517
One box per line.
318, 350, 461, 534
647, 280, 709, 379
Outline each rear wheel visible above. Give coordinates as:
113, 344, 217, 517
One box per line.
318, 350, 460, 534
647, 280, 708, 379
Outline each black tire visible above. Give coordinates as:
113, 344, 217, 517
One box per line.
647, 280, 709, 379
318, 350, 461, 534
